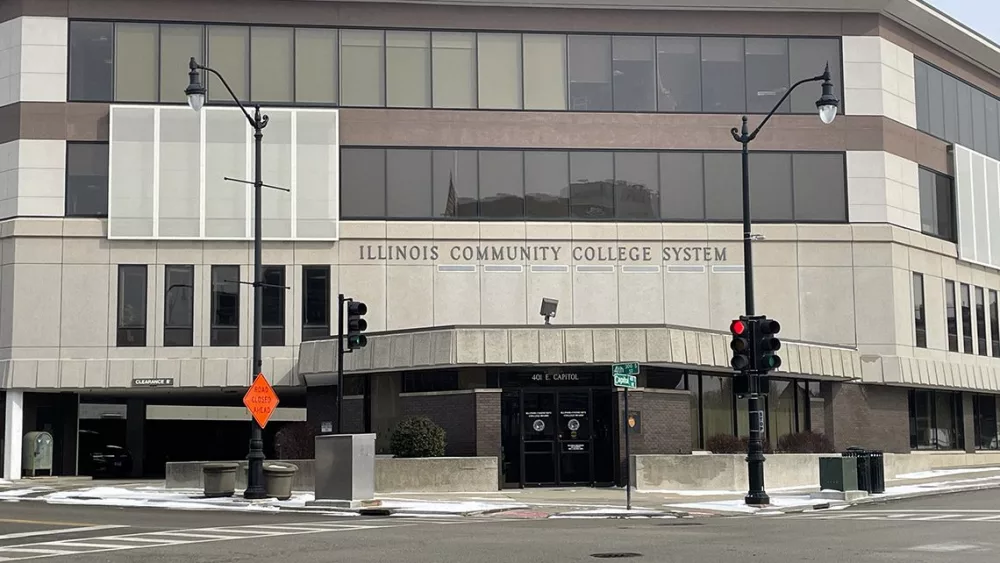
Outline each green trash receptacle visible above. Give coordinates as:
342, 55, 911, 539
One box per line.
819, 456, 859, 492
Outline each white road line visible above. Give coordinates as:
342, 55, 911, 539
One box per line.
109, 537, 183, 544
910, 514, 965, 521
0, 525, 129, 541
965, 515, 1000, 521
147, 532, 238, 540
0, 548, 81, 555
886, 514, 919, 518
233, 525, 333, 533
45, 542, 138, 549
856, 509, 1000, 513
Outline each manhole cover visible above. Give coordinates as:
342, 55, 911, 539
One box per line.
591, 554, 642, 559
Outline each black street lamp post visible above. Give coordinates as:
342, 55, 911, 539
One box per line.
734, 63, 839, 506
184, 57, 285, 500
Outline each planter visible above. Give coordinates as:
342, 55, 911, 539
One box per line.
203, 462, 239, 498
264, 462, 299, 501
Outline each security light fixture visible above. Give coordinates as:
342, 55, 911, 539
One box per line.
185, 58, 206, 112
540, 298, 559, 325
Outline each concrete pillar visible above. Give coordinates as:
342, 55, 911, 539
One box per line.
2, 391, 23, 480
126, 398, 145, 477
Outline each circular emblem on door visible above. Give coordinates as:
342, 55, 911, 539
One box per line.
568, 419, 580, 431
532, 419, 545, 432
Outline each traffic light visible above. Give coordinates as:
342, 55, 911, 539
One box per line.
755, 317, 781, 373
346, 299, 368, 350
730, 318, 753, 371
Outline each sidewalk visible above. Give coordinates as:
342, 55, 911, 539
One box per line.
3, 466, 1000, 519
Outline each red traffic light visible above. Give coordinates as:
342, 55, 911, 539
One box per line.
730, 319, 746, 335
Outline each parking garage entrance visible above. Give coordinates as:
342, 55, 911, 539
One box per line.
500, 368, 617, 488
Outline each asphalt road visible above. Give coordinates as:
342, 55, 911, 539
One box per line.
3, 490, 1000, 562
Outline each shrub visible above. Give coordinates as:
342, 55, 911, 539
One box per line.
705, 434, 773, 454
389, 416, 446, 458
776, 431, 835, 453
273, 422, 318, 459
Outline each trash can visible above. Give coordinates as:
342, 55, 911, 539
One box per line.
869, 450, 885, 494
264, 462, 299, 501
203, 462, 239, 498
843, 447, 872, 493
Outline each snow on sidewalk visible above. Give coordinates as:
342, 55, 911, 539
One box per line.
666, 495, 828, 516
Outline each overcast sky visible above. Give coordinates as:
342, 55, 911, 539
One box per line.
925, 0, 1000, 44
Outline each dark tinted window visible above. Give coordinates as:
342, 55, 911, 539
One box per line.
918, 167, 956, 241
972, 90, 988, 154
69, 21, 114, 101
793, 153, 847, 221
749, 152, 792, 221
568, 35, 612, 111
977, 286, 988, 356
946, 280, 959, 352
927, 63, 945, 138
990, 289, 999, 358
943, 75, 959, 141
65, 142, 109, 217
211, 265, 240, 347
479, 150, 525, 218
614, 152, 658, 219
656, 37, 701, 112
745, 38, 789, 114
433, 149, 479, 218
262, 266, 285, 347
986, 97, 1000, 160
788, 38, 841, 114
302, 266, 331, 342
525, 151, 570, 219
915, 60, 930, 132
659, 152, 704, 220
341, 148, 386, 218
612, 36, 655, 112
386, 149, 432, 218
703, 152, 742, 221
701, 37, 745, 113
569, 151, 614, 219
957, 81, 974, 147
117, 265, 147, 347
913, 273, 926, 349
961, 283, 973, 354
164, 265, 194, 347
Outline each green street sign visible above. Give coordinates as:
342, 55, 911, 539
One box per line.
612, 362, 639, 376
613, 373, 637, 389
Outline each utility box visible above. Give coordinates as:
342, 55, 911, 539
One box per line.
22, 432, 53, 477
309, 433, 377, 509
818, 455, 858, 492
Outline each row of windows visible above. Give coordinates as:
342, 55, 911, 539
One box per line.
918, 166, 956, 242
69, 20, 843, 115
908, 389, 964, 450
915, 59, 1000, 159
915, 274, 1000, 357
341, 148, 847, 222
115, 264, 332, 347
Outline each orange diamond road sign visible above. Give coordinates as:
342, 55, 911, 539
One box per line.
244, 373, 280, 429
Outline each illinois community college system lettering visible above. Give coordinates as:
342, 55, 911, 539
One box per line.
358, 244, 729, 263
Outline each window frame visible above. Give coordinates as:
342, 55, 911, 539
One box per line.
116, 264, 148, 347
961, 282, 974, 354
976, 286, 988, 356
913, 273, 927, 349
302, 265, 332, 342
946, 280, 960, 352
163, 264, 195, 347
210, 265, 241, 347
65, 141, 110, 218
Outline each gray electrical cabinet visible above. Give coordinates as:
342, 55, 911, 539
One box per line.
22, 431, 53, 477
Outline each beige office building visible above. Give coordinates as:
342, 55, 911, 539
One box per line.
1, 0, 999, 487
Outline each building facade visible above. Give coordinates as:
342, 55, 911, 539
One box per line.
2, 0, 1000, 487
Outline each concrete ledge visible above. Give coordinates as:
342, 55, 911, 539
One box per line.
166, 456, 499, 494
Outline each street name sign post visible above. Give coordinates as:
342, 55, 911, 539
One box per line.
613, 362, 639, 511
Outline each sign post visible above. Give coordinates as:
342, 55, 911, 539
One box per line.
612, 362, 639, 511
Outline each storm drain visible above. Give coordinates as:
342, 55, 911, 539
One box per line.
590, 553, 643, 559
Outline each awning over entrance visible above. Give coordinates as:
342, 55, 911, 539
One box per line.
297, 324, 863, 385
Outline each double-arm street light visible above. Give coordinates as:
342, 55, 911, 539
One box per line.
735, 63, 839, 506
184, 56, 282, 500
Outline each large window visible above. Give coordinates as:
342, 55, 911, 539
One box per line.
302, 266, 331, 342
973, 395, 999, 450
918, 166, 956, 242
976, 286, 988, 356
262, 266, 286, 347
909, 389, 964, 450
116, 265, 147, 347
915, 59, 1000, 159
68, 21, 842, 115
65, 142, 110, 217
164, 265, 194, 347
913, 273, 926, 348
990, 289, 1000, 358
946, 280, 959, 352
961, 283, 974, 354
211, 265, 240, 347
342, 148, 848, 222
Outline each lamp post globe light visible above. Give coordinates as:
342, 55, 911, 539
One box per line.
732, 63, 839, 506
185, 56, 270, 500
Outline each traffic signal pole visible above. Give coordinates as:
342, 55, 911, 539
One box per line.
336, 293, 345, 434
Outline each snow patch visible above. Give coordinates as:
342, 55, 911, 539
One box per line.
665, 495, 826, 515
378, 500, 528, 514
895, 467, 1000, 480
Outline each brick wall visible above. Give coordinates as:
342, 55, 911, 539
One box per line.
474, 391, 501, 459
616, 388, 692, 484
400, 392, 476, 456
823, 382, 910, 453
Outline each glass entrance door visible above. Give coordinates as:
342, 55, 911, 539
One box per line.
522, 391, 557, 485
557, 391, 592, 485
520, 390, 595, 486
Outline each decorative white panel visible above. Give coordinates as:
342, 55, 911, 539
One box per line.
108, 105, 340, 241
953, 143, 1000, 269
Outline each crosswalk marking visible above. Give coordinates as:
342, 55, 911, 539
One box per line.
789, 511, 1000, 523
0, 526, 128, 541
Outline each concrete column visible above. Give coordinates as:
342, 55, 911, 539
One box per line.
963, 392, 976, 453
126, 398, 145, 477
2, 391, 23, 480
